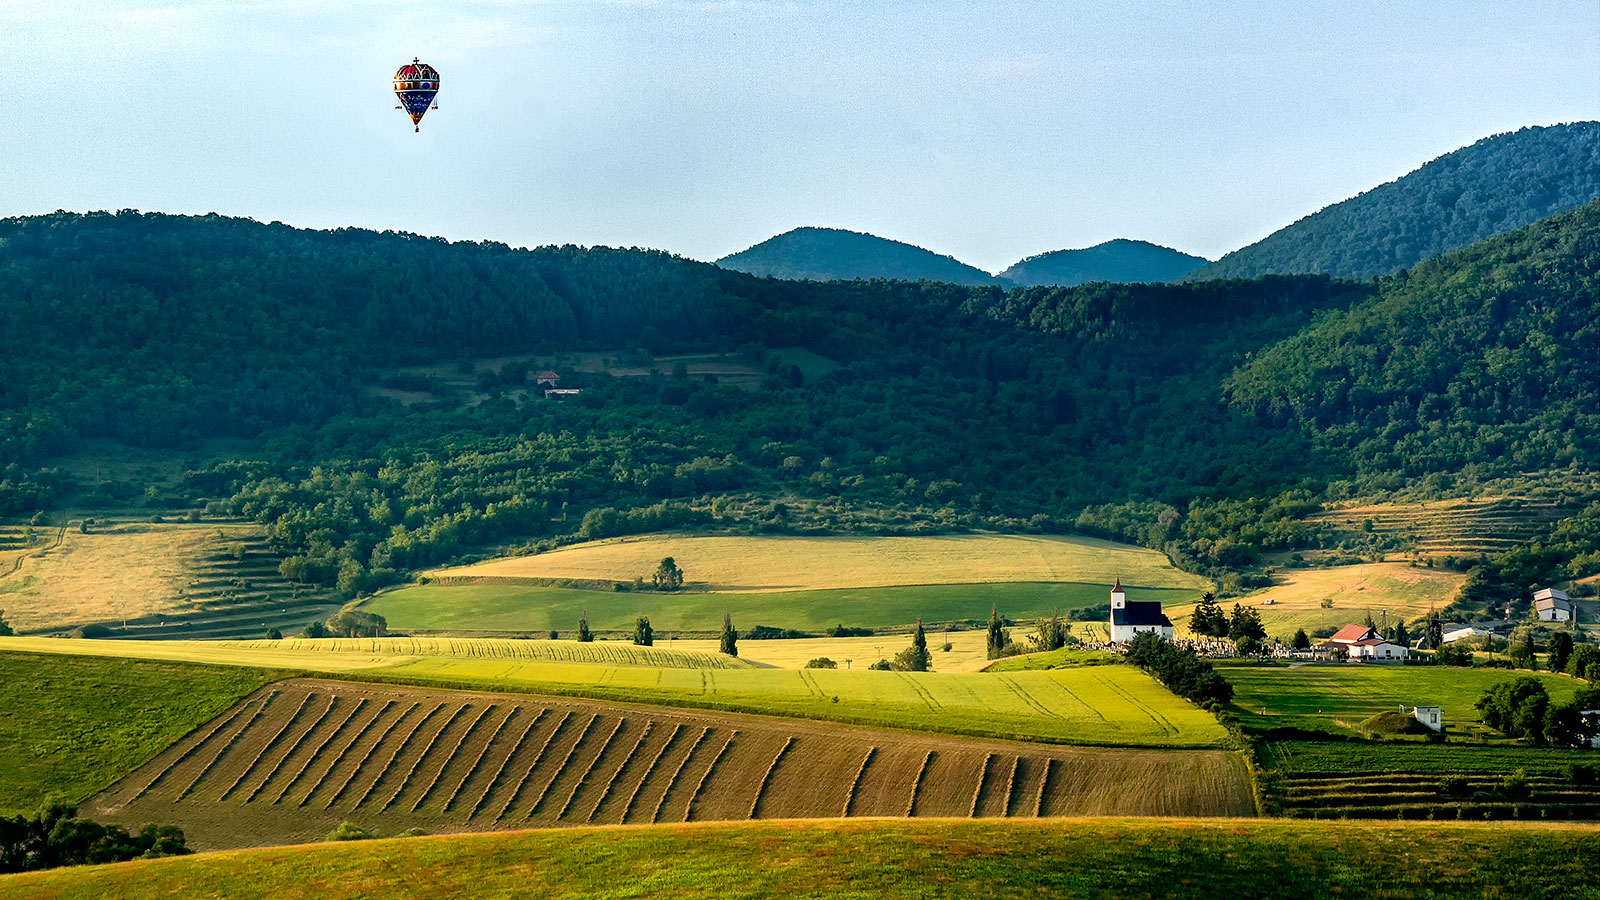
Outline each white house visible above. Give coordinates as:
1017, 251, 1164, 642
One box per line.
1534, 587, 1573, 622
1324, 624, 1410, 661
1107, 579, 1173, 642
1412, 706, 1443, 732
1442, 625, 1492, 644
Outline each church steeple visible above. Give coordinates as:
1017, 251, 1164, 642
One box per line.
1110, 577, 1126, 609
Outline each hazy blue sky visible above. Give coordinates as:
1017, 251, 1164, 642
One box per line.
3, 1, 1595, 271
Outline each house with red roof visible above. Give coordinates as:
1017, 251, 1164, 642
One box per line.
1323, 624, 1409, 661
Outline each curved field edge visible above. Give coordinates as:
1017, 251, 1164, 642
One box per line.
424, 533, 1210, 592
0, 638, 1230, 748
5, 819, 1600, 900
0, 651, 282, 814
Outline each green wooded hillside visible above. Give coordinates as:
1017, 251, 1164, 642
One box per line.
1189, 122, 1600, 281
715, 226, 1000, 285
999, 239, 1207, 287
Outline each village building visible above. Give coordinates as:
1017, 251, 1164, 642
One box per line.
1107, 579, 1173, 642
1441, 625, 1493, 644
1322, 624, 1410, 661
543, 388, 582, 400
1535, 587, 1573, 622
535, 370, 561, 387
1412, 706, 1443, 732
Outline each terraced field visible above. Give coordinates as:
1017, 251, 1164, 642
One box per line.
1262, 742, 1600, 820
0, 519, 339, 638
86, 679, 1254, 849
1312, 497, 1570, 557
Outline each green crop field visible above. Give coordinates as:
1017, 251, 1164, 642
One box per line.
0, 638, 1227, 747
983, 648, 1123, 672
1221, 663, 1582, 736
5, 818, 1600, 900
361, 581, 1193, 635
1263, 740, 1600, 775
0, 651, 277, 814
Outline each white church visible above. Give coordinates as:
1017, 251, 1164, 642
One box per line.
1107, 578, 1174, 642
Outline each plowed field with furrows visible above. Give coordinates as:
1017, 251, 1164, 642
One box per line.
86, 679, 1253, 848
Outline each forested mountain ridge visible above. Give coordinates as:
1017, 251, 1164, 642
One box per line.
998, 239, 1207, 287
1226, 199, 1600, 477
715, 226, 1000, 286
1187, 122, 1600, 281
0, 204, 1596, 597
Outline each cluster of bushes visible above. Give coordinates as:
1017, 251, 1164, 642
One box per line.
1476, 677, 1600, 747
746, 626, 809, 640
1187, 593, 1267, 652
304, 609, 387, 639
0, 804, 187, 873
1122, 631, 1234, 707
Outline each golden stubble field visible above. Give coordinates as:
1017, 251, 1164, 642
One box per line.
0, 524, 246, 631
1166, 561, 1466, 638
428, 534, 1210, 592
87, 678, 1255, 850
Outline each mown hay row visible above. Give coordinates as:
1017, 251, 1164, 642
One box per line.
622, 723, 683, 822
586, 721, 654, 824
683, 730, 737, 823
468, 710, 554, 821
351, 702, 446, 810
245, 694, 337, 803
381, 703, 470, 812
1001, 756, 1020, 817
220, 692, 317, 801
299, 699, 393, 808
906, 751, 934, 816
523, 714, 599, 821
443, 707, 527, 814
1034, 758, 1054, 817
749, 737, 795, 819
651, 727, 710, 824
323, 701, 419, 809
272, 698, 365, 805
970, 753, 994, 818
126, 691, 266, 805
843, 747, 876, 817
493, 710, 576, 822
175, 690, 280, 802
411, 704, 494, 813
557, 717, 627, 821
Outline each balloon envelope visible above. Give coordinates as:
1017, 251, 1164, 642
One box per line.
394, 58, 440, 131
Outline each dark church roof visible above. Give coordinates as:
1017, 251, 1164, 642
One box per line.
1111, 601, 1172, 628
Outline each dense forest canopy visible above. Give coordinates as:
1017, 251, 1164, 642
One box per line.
1188, 122, 1600, 281
1, 203, 1597, 596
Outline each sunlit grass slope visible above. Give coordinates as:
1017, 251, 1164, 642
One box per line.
4, 818, 1597, 900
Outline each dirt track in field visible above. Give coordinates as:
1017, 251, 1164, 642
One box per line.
88, 679, 1254, 849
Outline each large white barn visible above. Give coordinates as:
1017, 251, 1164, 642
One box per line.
1107, 579, 1173, 642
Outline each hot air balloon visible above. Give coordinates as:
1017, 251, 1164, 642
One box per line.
393, 58, 441, 133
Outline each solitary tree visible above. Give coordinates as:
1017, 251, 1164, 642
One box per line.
719, 612, 738, 657
578, 609, 594, 643
1550, 632, 1575, 674
1291, 628, 1310, 650
1393, 620, 1411, 647
986, 606, 1008, 660
894, 619, 932, 672
651, 557, 685, 592
633, 616, 654, 647
1423, 608, 1444, 650
303, 619, 329, 639
265, 627, 282, 640
1034, 609, 1067, 651
0, 610, 12, 637
1190, 593, 1227, 638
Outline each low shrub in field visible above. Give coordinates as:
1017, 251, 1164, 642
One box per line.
0, 804, 188, 873
326, 822, 377, 842
805, 657, 837, 669
1439, 775, 1471, 798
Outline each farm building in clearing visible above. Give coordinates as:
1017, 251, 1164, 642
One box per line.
1322, 624, 1409, 661
1535, 587, 1573, 622
1412, 706, 1443, 732
1107, 579, 1173, 642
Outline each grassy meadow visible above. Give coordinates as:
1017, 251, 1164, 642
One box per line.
424, 533, 1209, 591
6, 818, 1600, 900
1166, 561, 1465, 639
0, 652, 277, 814
0, 638, 1226, 746
361, 580, 1187, 635
1221, 663, 1582, 736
